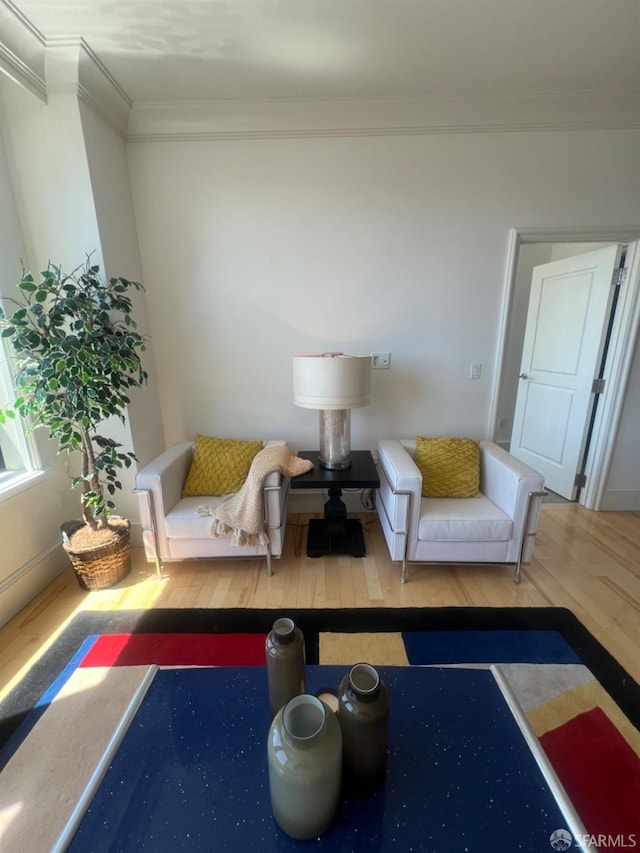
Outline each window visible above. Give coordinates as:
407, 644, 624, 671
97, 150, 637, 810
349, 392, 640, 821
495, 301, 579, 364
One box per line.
0, 341, 38, 488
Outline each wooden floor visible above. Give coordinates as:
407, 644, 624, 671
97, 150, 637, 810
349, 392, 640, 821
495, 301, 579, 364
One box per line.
1, 503, 639, 702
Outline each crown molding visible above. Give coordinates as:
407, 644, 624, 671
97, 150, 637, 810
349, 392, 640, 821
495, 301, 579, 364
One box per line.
515, 226, 640, 244
46, 37, 131, 106
0, 0, 46, 100
0, 0, 44, 43
127, 92, 640, 142
0, 7, 131, 131
127, 119, 640, 144
0, 40, 46, 101
45, 37, 131, 137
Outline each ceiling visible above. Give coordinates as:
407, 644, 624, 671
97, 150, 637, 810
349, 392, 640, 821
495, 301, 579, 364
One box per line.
7, 0, 640, 104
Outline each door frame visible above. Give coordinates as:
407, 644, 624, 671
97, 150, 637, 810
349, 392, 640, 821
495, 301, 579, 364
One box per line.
491, 227, 640, 510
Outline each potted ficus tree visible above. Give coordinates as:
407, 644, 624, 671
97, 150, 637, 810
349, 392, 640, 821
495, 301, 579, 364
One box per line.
0, 257, 148, 589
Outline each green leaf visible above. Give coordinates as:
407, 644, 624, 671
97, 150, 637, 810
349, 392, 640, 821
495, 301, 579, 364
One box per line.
18, 280, 36, 292
1, 327, 16, 337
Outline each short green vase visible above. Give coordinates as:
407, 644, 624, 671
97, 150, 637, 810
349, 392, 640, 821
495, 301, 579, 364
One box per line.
267, 693, 342, 839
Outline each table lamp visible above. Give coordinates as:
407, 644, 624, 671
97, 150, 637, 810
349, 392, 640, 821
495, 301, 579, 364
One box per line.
293, 353, 371, 470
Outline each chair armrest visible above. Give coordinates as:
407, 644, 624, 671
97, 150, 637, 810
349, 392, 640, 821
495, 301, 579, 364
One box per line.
136, 441, 193, 513
480, 441, 545, 562
262, 440, 288, 529
480, 442, 544, 515
377, 439, 422, 493
376, 441, 423, 559
135, 441, 194, 559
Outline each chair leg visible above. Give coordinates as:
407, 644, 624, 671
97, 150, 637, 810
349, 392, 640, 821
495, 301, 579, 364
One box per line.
513, 489, 546, 585
153, 554, 164, 581
133, 488, 166, 582
401, 558, 408, 584
266, 544, 273, 577
513, 557, 522, 584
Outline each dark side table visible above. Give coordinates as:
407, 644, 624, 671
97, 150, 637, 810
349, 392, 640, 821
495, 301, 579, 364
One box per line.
291, 450, 380, 558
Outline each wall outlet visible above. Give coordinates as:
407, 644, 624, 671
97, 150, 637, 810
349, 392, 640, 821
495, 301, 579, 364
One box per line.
469, 362, 482, 380
371, 352, 391, 369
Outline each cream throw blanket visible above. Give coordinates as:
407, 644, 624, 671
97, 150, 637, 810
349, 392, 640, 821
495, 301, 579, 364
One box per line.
198, 445, 313, 546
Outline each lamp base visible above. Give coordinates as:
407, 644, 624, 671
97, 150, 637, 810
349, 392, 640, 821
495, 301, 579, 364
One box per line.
319, 410, 351, 470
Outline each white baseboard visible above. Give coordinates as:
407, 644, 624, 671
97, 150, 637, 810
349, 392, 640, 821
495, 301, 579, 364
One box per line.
598, 490, 640, 511
0, 544, 68, 630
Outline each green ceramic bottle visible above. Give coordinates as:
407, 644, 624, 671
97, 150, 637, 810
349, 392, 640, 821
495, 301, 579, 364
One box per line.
265, 617, 306, 718
337, 662, 389, 795
267, 693, 342, 839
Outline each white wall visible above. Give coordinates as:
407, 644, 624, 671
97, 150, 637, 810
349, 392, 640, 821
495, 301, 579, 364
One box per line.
79, 100, 165, 523
127, 129, 640, 472
0, 104, 69, 627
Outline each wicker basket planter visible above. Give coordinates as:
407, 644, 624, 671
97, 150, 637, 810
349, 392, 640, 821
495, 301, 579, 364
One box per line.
61, 518, 132, 591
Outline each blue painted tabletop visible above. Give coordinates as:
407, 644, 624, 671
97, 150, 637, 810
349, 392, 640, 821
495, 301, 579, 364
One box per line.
67, 665, 573, 852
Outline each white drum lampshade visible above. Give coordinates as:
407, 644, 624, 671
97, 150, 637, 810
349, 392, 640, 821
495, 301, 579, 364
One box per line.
293, 353, 371, 470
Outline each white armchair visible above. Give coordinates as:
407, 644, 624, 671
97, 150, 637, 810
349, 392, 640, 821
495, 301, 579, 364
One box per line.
134, 440, 289, 578
375, 440, 546, 584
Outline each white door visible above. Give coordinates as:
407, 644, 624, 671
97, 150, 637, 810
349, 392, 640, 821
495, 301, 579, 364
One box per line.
510, 245, 623, 499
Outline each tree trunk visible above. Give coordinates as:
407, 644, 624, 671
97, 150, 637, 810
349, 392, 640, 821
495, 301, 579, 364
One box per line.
80, 429, 105, 529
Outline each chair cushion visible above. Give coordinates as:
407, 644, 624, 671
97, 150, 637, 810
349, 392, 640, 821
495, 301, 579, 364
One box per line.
417, 495, 513, 542
166, 496, 229, 538
182, 435, 262, 496
415, 436, 480, 498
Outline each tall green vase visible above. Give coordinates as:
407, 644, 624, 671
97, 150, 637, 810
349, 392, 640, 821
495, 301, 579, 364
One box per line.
337, 662, 389, 795
265, 617, 306, 718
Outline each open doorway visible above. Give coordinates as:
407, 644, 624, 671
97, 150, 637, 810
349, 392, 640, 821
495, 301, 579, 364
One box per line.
492, 229, 640, 511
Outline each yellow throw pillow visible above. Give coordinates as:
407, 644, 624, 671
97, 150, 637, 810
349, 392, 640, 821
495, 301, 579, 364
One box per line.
182, 435, 263, 496
415, 437, 480, 498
